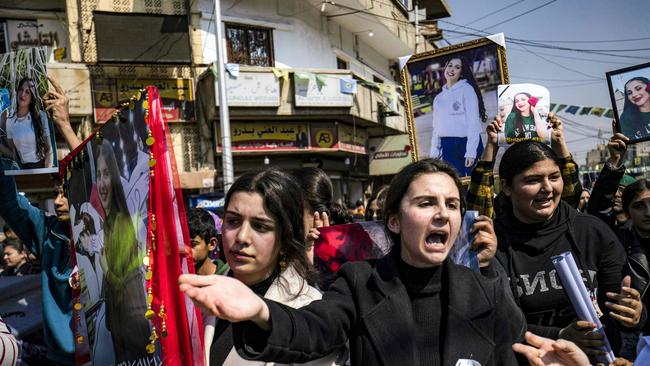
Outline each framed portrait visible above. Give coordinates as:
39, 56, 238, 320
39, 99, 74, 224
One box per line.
606, 61, 650, 144
402, 37, 509, 176
0, 47, 59, 175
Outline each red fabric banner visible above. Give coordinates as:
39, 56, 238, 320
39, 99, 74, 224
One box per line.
147, 86, 204, 366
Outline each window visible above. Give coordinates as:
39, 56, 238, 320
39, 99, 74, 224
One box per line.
336, 57, 348, 70
225, 23, 273, 67
94, 12, 191, 63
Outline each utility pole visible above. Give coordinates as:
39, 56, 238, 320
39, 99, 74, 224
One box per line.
213, 0, 234, 192
414, 2, 419, 52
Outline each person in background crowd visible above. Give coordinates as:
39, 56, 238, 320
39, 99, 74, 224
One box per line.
467, 114, 643, 360
351, 199, 365, 220
365, 185, 388, 222
1, 238, 38, 276
180, 159, 525, 366
289, 167, 334, 264
329, 202, 353, 225
587, 128, 650, 360
187, 207, 229, 276
200, 169, 344, 366
0, 76, 80, 365
578, 188, 591, 213
3, 224, 17, 241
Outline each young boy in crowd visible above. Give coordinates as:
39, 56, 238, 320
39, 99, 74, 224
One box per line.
187, 208, 228, 275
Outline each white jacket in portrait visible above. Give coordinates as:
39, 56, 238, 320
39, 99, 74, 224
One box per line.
430, 79, 482, 159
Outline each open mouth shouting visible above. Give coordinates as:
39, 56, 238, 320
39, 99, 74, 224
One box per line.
425, 230, 449, 251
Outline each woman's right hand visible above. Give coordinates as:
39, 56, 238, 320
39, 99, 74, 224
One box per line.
179, 274, 271, 330
607, 121, 629, 167
558, 320, 605, 357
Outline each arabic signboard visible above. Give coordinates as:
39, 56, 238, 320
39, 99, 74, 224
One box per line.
294, 73, 354, 107
338, 124, 367, 154
47, 64, 92, 115
93, 78, 194, 123
215, 72, 280, 107
369, 134, 412, 176
6, 19, 70, 62
217, 122, 309, 151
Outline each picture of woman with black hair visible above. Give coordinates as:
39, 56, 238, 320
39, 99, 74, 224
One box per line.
503, 92, 547, 142
2, 77, 52, 169
619, 76, 650, 139
430, 56, 487, 176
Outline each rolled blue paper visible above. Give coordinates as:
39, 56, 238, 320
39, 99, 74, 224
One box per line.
450, 210, 479, 272
552, 251, 615, 363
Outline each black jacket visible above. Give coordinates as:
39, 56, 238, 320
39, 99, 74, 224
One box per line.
234, 250, 526, 366
495, 200, 628, 344
588, 162, 650, 332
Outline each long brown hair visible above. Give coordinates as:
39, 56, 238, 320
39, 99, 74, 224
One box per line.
15, 77, 49, 160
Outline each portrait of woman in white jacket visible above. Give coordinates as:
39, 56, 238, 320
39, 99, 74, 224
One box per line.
430, 56, 487, 176
202, 169, 345, 366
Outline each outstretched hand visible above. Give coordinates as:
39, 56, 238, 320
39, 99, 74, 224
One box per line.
179, 274, 271, 329
606, 275, 642, 327
512, 331, 589, 366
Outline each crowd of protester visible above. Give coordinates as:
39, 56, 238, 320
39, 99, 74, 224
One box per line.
4, 80, 650, 366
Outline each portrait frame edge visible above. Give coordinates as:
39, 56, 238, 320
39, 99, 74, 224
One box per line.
401, 36, 510, 163
605, 60, 650, 145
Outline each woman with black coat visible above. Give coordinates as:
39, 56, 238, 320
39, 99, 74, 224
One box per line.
180, 159, 526, 366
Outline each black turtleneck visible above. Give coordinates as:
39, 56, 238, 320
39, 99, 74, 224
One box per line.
210, 274, 275, 364
397, 257, 444, 366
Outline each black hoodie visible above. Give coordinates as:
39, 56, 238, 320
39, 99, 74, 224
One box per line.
494, 200, 627, 340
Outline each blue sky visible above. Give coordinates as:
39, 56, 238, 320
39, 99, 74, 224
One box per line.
441, 0, 650, 164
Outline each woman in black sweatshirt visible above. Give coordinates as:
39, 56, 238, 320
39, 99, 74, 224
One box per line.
494, 139, 643, 360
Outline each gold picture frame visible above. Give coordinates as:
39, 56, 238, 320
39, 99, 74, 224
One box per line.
401, 37, 509, 177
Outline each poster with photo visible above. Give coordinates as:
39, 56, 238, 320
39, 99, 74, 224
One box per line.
403, 36, 508, 176
67, 97, 154, 365
606, 61, 650, 144
497, 83, 551, 146
0, 47, 59, 175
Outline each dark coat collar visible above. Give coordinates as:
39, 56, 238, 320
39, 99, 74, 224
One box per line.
362, 249, 496, 365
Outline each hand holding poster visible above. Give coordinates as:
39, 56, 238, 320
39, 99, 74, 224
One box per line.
497, 83, 551, 146
0, 47, 59, 175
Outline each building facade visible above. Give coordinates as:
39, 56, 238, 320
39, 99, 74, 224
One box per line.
1, 0, 450, 205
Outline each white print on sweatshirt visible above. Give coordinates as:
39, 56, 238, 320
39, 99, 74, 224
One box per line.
430, 79, 482, 159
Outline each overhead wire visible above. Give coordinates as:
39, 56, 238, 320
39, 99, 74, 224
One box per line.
482, 0, 557, 31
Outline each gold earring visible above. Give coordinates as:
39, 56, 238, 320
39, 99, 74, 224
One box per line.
279, 253, 287, 271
